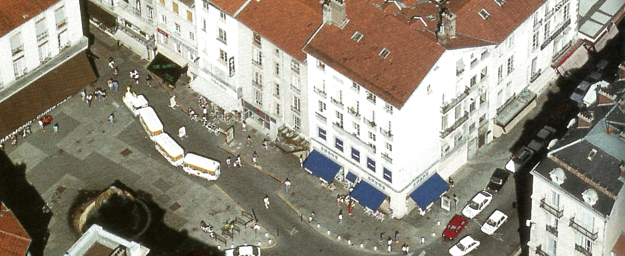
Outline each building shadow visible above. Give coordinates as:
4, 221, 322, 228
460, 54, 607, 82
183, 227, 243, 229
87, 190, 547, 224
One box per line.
0, 150, 53, 256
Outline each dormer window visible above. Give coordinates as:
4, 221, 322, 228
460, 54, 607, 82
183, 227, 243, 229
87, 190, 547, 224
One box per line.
494, 0, 505, 6
379, 48, 390, 59
587, 149, 597, 161
351, 31, 363, 42
478, 9, 490, 20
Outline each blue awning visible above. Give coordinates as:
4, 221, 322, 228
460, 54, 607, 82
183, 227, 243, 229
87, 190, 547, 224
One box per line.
346, 172, 357, 183
350, 181, 387, 211
409, 173, 449, 209
303, 150, 341, 183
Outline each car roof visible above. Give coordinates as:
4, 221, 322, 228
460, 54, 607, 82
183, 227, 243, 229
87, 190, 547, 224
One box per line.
459, 236, 476, 244
488, 210, 507, 220
449, 214, 467, 225
473, 191, 491, 201
492, 168, 510, 178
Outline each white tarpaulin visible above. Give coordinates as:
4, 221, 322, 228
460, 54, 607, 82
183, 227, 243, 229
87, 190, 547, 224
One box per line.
190, 75, 240, 112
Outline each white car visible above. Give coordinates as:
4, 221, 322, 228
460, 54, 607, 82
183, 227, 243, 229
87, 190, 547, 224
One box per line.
462, 190, 493, 219
481, 210, 508, 235
224, 245, 261, 256
449, 235, 480, 256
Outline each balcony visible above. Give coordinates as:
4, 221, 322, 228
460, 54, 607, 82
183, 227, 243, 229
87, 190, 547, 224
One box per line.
381, 152, 392, 163
315, 112, 327, 123
133, 8, 141, 16
535, 245, 549, 256
314, 87, 327, 98
11, 45, 24, 56
545, 225, 558, 237
333, 122, 376, 154
539, 198, 563, 218
291, 106, 300, 114
252, 59, 262, 67
331, 97, 343, 108
574, 244, 592, 256
570, 218, 598, 241
440, 112, 468, 138
530, 70, 542, 83
290, 84, 301, 93
252, 80, 262, 89
347, 107, 360, 118
56, 18, 67, 29
37, 31, 48, 42
441, 89, 469, 114
380, 127, 393, 140
533, 19, 543, 31
363, 117, 376, 128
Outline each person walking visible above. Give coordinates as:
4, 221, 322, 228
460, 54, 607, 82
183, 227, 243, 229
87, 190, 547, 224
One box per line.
86, 93, 93, 106
235, 155, 242, 168
112, 80, 119, 91
401, 244, 409, 255
146, 74, 152, 87
252, 151, 258, 165
80, 89, 86, 102
226, 156, 231, 167
338, 211, 343, 224
347, 202, 353, 216
387, 237, 393, 252
263, 195, 270, 209
108, 57, 114, 69
101, 90, 107, 101
113, 67, 118, 79
53, 123, 59, 135
242, 120, 247, 132
395, 230, 400, 244
246, 136, 252, 147
299, 155, 304, 169
262, 138, 268, 150
453, 194, 459, 204
284, 178, 291, 192
109, 113, 114, 124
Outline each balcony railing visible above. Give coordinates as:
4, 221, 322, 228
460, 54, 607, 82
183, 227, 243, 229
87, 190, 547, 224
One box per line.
363, 117, 376, 128
313, 87, 327, 98
11, 45, 24, 56
530, 70, 542, 83
37, 31, 48, 41
56, 18, 67, 29
380, 127, 393, 140
133, 8, 141, 16
545, 225, 558, 237
533, 19, 543, 31
315, 112, 327, 123
331, 97, 343, 108
570, 218, 598, 241
291, 106, 300, 114
535, 245, 549, 256
441, 89, 469, 114
575, 244, 592, 256
540, 198, 563, 218
347, 107, 360, 118
252, 80, 262, 89
440, 112, 468, 138
381, 152, 392, 163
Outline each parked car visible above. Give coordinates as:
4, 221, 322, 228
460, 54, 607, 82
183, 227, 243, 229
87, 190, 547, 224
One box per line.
481, 210, 508, 235
505, 147, 535, 173
224, 245, 261, 256
527, 125, 556, 152
487, 168, 510, 192
442, 215, 469, 240
462, 190, 493, 219
448, 236, 481, 256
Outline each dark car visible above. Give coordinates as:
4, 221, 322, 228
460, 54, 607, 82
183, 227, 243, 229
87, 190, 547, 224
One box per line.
487, 168, 510, 192
442, 215, 469, 240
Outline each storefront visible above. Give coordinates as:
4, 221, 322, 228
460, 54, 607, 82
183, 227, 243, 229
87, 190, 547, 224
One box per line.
243, 100, 277, 130
147, 53, 186, 86
190, 75, 240, 113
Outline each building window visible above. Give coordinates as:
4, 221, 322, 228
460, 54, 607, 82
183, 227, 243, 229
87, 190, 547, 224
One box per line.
507, 56, 514, 75
368, 131, 376, 141
10, 34, 23, 56
253, 71, 263, 87
161, 14, 167, 24
470, 75, 477, 86
335, 138, 344, 152
274, 83, 280, 97
189, 31, 194, 41
319, 100, 326, 112
544, 21, 550, 42
172, 2, 178, 13
384, 103, 393, 114
532, 32, 539, 51
220, 11, 227, 20
547, 237, 557, 255
292, 96, 301, 112
291, 74, 300, 90
201, 19, 206, 31
291, 60, 299, 73
13, 58, 24, 77
353, 122, 360, 136
497, 65, 503, 83
274, 62, 280, 75
352, 82, 360, 92
202, 0, 209, 9
481, 67, 487, 79
367, 158, 376, 172
187, 10, 193, 21
175, 23, 181, 33
38, 42, 49, 61
35, 19, 47, 42
379, 48, 390, 59
253, 48, 262, 66
319, 128, 327, 140
147, 6, 154, 19
218, 28, 227, 43
219, 49, 228, 63
55, 7, 66, 28
253, 32, 261, 46
255, 89, 262, 105
366, 91, 376, 104
276, 103, 280, 115
317, 60, 325, 70
336, 111, 343, 128
386, 142, 392, 151
294, 116, 301, 130
531, 57, 538, 76
351, 148, 360, 162
383, 168, 392, 182
506, 33, 514, 49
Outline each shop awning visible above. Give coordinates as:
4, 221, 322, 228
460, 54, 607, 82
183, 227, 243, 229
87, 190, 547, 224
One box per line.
147, 53, 186, 85
303, 150, 341, 183
350, 181, 387, 211
87, 1, 117, 29
409, 173, 449, 209
346, 172, 357, 183
189, 75, 240, 112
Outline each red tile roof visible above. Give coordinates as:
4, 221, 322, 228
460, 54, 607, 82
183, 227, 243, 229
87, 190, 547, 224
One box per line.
0, 203, 31, 256
304, 0, 445, 108
235, 0, 322, 62
0, 0, 61, 38
614, 234, 625, 256
209, 0, 248, 16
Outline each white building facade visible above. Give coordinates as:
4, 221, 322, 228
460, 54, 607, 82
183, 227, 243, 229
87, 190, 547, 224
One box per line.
155, 0, 198, 76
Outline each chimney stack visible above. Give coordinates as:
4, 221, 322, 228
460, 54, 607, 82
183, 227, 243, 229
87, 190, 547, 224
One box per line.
436, 8, 456, 45
577, 112, 594, 128
618, 61, 625, 80
597, 87, 616, 104
322, 0, 347, 28
620, 161, 625, 178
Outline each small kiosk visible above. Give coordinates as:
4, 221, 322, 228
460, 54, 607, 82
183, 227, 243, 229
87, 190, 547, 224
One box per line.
138, 107, 163, 139
123, 91, 149, 116
153, 133, 184, 166
183, 153, 220, 180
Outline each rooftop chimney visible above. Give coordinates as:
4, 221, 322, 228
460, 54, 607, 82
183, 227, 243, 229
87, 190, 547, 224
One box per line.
598, 87, 617, 104
322, 0, 347, 28
618, 61, 625, 80
436, 8, 456, 45
577, 111, 594, 128
620, 162, 625, 177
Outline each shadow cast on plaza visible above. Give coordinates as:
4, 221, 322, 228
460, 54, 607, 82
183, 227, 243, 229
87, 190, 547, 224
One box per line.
0, 150, 52, 256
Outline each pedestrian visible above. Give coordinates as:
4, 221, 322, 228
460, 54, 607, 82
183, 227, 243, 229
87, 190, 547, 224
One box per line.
347, 202, 353, 216
387, 237, 393, 252
338, 211, 343, 224
38, 119, 45, 132
236, 154, 242, 168
108, 57, 114, 69
101, 90, 107, 101
146, 74, 152, 87
95, 88, 102, 101
226, 156, 231, 167
395, 230, 400, 243
80, 89, 86, 102
284, 178, 291, 192
242, 120, 247, 132
247, 135, 252, 147
336, 194, 341, 207
109, 113, 114, 124
113, 67, 118, 79
112, 80, 119, 91
262, 138, 268, 150
401, 244, 409, 255
53, 123, 59, 135
453, 194, 458, 204
252, 151, 258, 165
299, 155, 304, 168
263, 195, 270, 209
86, 94, 93, 106
449, 177, 455, 188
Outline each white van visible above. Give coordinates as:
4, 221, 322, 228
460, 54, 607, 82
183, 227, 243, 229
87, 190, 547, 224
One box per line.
183, 153, 220, 180
153, 133, 184, 166
138, 107, 163, 139
123, 91, 148, 116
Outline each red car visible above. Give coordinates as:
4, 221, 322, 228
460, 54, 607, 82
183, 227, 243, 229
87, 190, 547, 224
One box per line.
442, 215, 468, 239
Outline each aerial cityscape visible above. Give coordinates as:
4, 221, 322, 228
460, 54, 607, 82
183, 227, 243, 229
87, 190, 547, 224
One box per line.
0, 0, 624, 255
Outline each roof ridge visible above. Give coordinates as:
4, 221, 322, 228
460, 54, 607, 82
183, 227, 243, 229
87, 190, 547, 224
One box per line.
0, 229, 31, 241
549, 154, 616, 198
